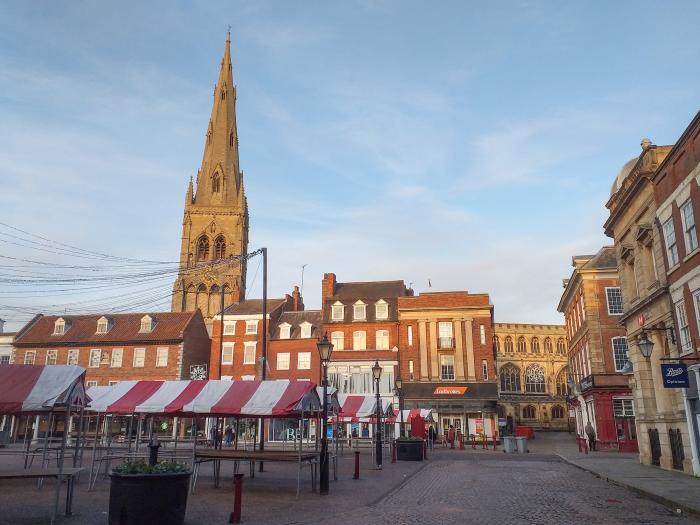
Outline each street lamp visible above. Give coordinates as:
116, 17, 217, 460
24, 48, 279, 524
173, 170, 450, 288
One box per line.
317, 334, 334, 495
372, 360, 383, 469
637, 331, 654, 359
395, 378, 404, 438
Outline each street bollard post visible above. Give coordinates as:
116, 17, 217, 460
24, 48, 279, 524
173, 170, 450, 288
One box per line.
353, 450, 360, 479
584, 440, 588, 455
471, 434, 476, 449
391, 440, 397, 463
492, 433, 497, 451
229, 474, 244, 523
459, 433, 464, 450
482, 434, 487, 450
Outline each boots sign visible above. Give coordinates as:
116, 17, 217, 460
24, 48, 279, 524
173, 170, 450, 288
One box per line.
661, 363, 689, 388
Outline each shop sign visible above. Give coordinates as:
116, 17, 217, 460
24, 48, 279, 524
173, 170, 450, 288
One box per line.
661, 363, 689, 388
498, 418, 507, 427
433, 386, 468, 395
475, 418, 484, 434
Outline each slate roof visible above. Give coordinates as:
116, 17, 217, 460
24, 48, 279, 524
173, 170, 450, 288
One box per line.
221, 298, 288, 316
273, 310, 322, 340
14, 311, 201, 347
323, 280, 408, 323
579, 246, 617, 270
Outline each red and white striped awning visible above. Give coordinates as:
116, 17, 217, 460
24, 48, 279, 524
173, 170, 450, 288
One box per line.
0, 364, 87, 414
332, 394, 392, 422
386, 408, 434, 423
87, 379, 320, 417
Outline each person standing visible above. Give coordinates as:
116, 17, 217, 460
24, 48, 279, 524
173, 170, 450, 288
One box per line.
448, 425, 456, 449
428, 425, 435, 450
224, 425, 233, 447
585, 421, 596, 452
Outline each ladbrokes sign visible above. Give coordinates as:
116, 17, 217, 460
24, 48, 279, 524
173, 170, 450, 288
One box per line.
433, 386, 468, 395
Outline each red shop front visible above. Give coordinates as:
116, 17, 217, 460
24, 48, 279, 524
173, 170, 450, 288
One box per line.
577, 374, 638, 453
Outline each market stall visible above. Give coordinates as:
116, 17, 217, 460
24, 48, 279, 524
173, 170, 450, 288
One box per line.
0, 364, 87, 524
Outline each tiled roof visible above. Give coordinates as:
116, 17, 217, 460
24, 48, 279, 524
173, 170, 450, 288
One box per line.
221, 298, 287, 316
330, 280, 407, 301
273, 310, 322, 340
14, 311, 200, 347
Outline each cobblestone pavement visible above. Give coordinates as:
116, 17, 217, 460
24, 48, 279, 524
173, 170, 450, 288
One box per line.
313, 452, 699, 525
0, 447, 697, 524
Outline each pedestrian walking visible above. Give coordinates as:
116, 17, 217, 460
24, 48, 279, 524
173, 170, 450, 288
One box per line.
224, 425, 233, 447
448, 425, 456, 449
585, 421, 596, 451
428, 425, 435, 450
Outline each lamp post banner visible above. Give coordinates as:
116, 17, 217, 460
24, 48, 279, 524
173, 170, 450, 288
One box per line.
661, 363, 689, 388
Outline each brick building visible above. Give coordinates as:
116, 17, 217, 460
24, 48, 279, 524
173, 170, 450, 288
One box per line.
12, 311, 211, 387
494, 323, 569, 431
652, 111, 700, 475
397, 291, 498, 439
210, 287, 306, 380
557, 247, 637, 451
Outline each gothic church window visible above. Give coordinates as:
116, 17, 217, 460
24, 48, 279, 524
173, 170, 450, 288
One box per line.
214, 236, 226, 259
499, 364, 520, 392
556, 367, 569, 396
517, 336, 527, 352
551, 405, 565, 419
544, 337, 553, 353
531, 337, 540, 353
504, 336, 513, 353
212, 173, 221, 193
523, 405, 537, 419
525, 364, 546, 393
197, 237, 209, 262
557, 338, 567, 355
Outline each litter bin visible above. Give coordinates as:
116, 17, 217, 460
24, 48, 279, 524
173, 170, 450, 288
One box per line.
503, 435, 516, 453
515, 436, 528, 453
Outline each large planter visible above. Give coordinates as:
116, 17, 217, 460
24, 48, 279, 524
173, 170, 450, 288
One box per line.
396, 439, 424, 461
109, 472, 191, 525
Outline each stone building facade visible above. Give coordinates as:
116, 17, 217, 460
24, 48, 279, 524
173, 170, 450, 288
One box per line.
652, 111, 700, 475
494, 323, 569, 431
604, 140, 696, 473
558, 247, 637, 451
171, 32, 249, 320
12, 312, 211, 386
397, 292, 498, 439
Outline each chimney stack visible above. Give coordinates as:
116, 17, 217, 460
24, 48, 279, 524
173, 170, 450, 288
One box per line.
292, 286, 304, 311
322, 273, 336, 306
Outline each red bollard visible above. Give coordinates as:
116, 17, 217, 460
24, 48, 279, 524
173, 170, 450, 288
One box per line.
459, 434, 464, 450
482, 435, 487, 450
471, 434, 476, 449
229, 473, 243, 524
492, 433, 497, 451
391, 441, 397, 463
353, 450, 360, 479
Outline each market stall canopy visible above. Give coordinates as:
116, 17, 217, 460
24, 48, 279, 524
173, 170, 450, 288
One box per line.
387, 408, 434, 423
0, 364, 87, 414
87, 379, 320, 417
334, 394, 392, 422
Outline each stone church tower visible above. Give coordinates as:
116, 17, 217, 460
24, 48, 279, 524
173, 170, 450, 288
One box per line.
171, 32, 248, 320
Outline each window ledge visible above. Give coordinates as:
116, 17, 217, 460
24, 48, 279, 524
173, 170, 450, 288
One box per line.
666, 262, 681, 275
683, 248, 700, 263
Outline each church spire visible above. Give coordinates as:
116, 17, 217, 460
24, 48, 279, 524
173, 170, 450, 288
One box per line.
194, 31, 242, 207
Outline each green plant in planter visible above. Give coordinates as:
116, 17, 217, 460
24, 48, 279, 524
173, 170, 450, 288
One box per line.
112, 460, 190, 475
395, 436, 424, 442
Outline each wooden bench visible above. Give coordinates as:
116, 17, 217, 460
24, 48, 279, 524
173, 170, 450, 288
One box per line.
0, 467, 83, 524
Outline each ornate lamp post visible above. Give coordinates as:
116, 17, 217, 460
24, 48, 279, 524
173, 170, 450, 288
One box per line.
372, 360, 383, 469
317, 334, 334, 495
395, 378, 404, 437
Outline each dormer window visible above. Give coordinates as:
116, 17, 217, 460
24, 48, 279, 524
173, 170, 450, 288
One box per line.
375, 300, 388, 320
53, 318, 66, 335
353, 301, 366, 321
96, 316, 110, 334
300, 322, 312, 339
279, 323, 291, 340
331, 301, 344, 321
139, 315, 154, 333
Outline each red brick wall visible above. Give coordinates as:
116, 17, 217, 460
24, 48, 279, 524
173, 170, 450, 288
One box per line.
181, 311, 212, 379
471, 316, 495, 380
398, 320, 420, 380
14, 344, 184, 385
267, 338, 319, 382
397, 292, 490, 309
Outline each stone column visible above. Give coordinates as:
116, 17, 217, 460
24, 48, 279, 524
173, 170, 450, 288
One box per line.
418, 320, 429, 380
453, 320, 466, 380
428, 321, 438, 379
683, 366, 700, 476
463, 319, 476, 380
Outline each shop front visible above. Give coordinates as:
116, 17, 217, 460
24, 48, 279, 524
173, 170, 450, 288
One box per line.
400, 382, 498, 441
575, 373, 638, 452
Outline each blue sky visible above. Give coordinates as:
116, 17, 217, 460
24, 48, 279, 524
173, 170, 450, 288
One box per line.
1, 1, 699, 329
